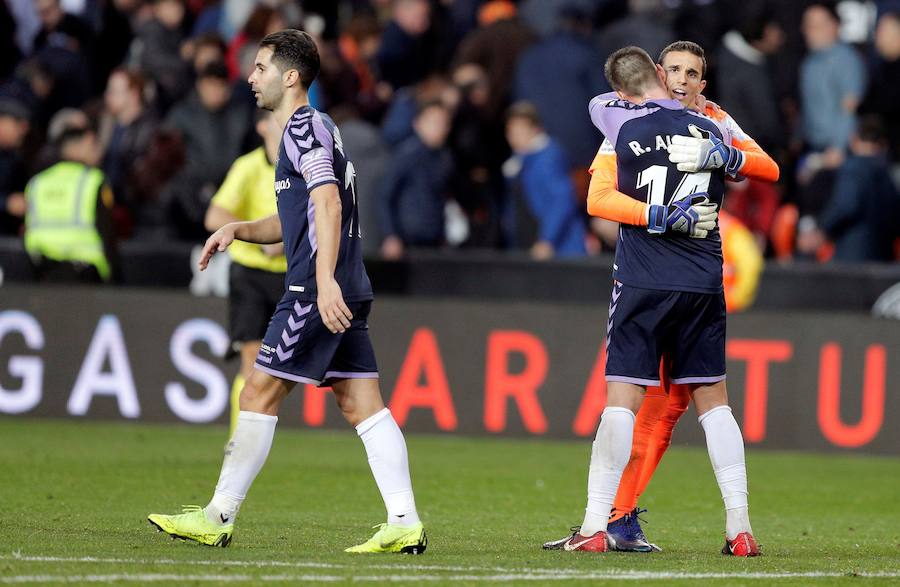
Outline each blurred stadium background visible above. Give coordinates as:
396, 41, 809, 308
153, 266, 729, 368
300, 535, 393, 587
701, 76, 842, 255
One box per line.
1, 0, 899, 584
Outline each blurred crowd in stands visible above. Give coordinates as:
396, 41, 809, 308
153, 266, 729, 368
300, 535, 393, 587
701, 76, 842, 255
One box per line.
1, 0, 899, 272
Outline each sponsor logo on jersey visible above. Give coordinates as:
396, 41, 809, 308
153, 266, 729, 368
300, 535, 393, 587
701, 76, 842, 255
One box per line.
275, 178, 291, 194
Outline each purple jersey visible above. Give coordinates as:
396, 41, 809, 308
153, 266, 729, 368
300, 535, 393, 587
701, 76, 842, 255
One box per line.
275, 105, 372, 302
589, 92, 732, 294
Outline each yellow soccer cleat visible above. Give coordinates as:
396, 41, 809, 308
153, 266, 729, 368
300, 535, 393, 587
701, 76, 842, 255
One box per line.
345, 522, 427, 554
148, 505, 233, 547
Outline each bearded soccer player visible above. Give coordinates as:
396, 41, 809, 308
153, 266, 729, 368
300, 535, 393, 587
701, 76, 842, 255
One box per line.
591, 41, 778, 553
147, 30, 427, 554
543, 46, 760, 556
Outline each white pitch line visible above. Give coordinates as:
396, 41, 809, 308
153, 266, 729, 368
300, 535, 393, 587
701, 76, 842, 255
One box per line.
3, 572, 900, 584
4, 554, 899, 582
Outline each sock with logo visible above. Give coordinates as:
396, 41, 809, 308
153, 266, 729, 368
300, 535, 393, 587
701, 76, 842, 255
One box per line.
205, 410, 277, 526
581, 407, 635, 536
699, 405, 752, 540
357, 408, 420, 527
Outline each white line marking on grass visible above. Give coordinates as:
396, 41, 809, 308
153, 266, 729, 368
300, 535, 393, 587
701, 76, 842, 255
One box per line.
3, 572, 900, 584
4, 555, 899, 582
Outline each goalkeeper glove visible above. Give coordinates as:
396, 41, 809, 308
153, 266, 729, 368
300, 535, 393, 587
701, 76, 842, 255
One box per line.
647, 193, 718, 238
668, 124, 744, 175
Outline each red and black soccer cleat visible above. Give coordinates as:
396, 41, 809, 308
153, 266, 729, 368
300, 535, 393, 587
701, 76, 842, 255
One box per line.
543, 527, 609, 552
722, 532, 761, 557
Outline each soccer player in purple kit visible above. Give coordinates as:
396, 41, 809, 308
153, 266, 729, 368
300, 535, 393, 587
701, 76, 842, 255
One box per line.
542, 46, 759, 556
148, 30, 427, 554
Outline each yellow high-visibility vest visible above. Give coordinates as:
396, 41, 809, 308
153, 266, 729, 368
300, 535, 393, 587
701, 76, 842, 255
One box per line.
24, 161, 111, 280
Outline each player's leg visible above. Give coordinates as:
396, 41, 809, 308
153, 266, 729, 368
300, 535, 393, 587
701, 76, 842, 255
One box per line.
611, 380, 667, 522
634, 381, 691, 498
230, 343, 261, 434
674, 291, 758, 556
692, 381, 758, 556
149, 296, 310, 547
148, 369, 293, 546
326, 302, 426, 554
581, 382, 643, 534
544, 282, 668, 553
226, 263, 282, 437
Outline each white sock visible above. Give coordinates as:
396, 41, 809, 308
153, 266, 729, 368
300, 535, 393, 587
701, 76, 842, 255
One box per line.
357, 408, 420, 527
699, 405, 752, 540
581, 407, 635, 536
205, 410, 277, 526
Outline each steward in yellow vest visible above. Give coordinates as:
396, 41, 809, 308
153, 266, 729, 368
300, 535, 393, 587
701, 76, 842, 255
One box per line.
24, 123, 117, 283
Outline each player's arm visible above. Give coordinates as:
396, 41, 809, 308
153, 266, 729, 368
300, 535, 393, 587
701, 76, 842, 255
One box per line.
310, 183, 353, 333
587, 150, 647, 225
719, 110, 779, 182
198, 214, 282, 270
669, 113, 779, 182
587, 148, 717, 238
204, 204, 239, 232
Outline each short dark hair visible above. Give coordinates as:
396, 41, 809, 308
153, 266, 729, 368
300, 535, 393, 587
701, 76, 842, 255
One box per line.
259, 29, 320, 90
604, 46, 660, 96
738, 2, 777, 44
505, 101, 542, 127
658, 40, 707, 78
197, 60, 229, 81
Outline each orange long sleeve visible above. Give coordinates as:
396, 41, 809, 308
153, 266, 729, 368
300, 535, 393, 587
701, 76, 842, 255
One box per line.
707, 105, 780, 183
586, 149, 647, 226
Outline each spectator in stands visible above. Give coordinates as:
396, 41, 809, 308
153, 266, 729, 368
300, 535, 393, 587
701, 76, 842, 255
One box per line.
381, 74, 459, 147
797, 116, 900, 263
337, 13, 386, 120
0, 98, 30, 236
33, 0, 96, 59
131, 0, 191, 110
859, 11, 900, 162
378, 100, 454, 260
185, 33, 228, 78
795, 2, 867, 242
330, 105, 391, 257
502, 102, 586, 260
376, 0, 434, 92
100, 68, 157, 231
715, 2, 784, 154
799, 2, 866, 166
596, 0, 675, 70
163, 60, 252, 240
449, 62, 509, 246
23, 116, 118, 283
513, 4, 607, 186
225, 5, 290, 82
453, 0, 537, 119
31, 0, 93, 111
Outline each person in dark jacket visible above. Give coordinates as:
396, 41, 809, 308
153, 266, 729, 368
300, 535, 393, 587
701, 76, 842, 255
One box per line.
378, 100, 454, 259
503, 101, 586, 259
513, 6, 608, 173
799, 117, 900, 262
715, 3, 785, 154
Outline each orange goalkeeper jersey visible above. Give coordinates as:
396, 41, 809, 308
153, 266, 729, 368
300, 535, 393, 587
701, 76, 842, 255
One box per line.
586, 102, 779, 226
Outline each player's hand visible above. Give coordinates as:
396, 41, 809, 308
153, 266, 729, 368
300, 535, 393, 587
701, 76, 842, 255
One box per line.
647, 193, 718, 238
199, 225, 236, 271
317, 277, 353, 334
668, 124, 744, 175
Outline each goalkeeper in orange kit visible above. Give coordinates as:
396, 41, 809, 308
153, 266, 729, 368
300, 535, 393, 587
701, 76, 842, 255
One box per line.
586, 41, 778, 552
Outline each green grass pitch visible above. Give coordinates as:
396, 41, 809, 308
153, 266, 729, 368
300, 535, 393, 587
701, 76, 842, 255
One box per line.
1, 418, 898, 585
